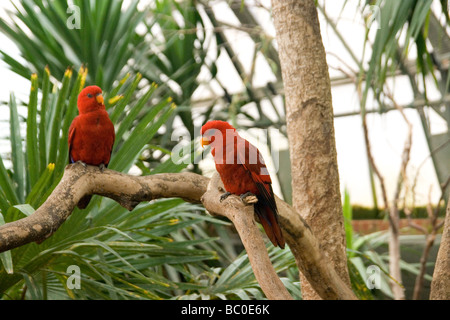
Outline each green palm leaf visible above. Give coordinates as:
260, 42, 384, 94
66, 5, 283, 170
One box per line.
0, 67, 227, 300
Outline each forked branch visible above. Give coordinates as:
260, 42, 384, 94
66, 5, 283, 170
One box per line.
0, 163, 356, 300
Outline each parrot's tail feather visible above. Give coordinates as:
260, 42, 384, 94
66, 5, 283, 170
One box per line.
77, 195, 92, 209
254, 201, 285, 249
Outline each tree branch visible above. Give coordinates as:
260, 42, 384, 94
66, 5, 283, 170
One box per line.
0, 163, 208, 252
201, 173, 293, 300
0, 163, 356, 300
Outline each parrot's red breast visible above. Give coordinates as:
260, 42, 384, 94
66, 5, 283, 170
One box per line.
68, 85, 115, 166
68, 85, 115, 208
201, 120, 285, 248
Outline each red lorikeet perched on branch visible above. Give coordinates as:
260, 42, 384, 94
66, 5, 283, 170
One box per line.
201, 120, 285, 248
68, 85, 115, 208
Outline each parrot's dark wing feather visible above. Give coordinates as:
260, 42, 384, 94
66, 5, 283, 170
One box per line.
106, 125, 115, 167
68, 117, 77, 163
253, 182, 285, 249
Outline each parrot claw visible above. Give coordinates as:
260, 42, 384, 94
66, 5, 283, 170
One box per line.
220, 192, 232, 202
76, 160, 87, 168
99, 163, 106, 172
240, 192, 258, 205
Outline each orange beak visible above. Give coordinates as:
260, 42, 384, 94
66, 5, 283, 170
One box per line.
96, 94, 104, 105
201, 137, 211, 148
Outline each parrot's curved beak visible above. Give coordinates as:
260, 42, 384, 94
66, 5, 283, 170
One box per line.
201, 137, 210, 148
96, 94, 104, 105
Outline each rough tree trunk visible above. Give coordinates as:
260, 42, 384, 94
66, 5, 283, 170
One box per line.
430, 199, 450, 300
271, 0, 352, 299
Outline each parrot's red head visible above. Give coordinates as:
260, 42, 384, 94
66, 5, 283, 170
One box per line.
201, 120, 236, 148
77, 85, 105, 114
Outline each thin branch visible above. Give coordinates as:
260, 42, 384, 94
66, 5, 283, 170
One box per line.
411, 187, 434, 299
337, 64, 407, 299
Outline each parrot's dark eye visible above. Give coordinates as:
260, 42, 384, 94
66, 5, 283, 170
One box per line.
87, 93, 93, 98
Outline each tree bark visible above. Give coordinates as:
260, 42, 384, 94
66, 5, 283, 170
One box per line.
271, 0, 351, 299
430, 198, 450, 300
203, 173, 293, 300
0, 164, 356, 299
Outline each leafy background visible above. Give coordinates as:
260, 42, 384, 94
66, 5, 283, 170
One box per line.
0, 0, 448, 299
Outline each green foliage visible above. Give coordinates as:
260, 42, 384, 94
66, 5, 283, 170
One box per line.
0, 0, 216, 143
343, 188, 353, 253
0, 68, 222, 300
2, 0, 444, 301
136, 0, 211, 138
177, 245, 302, 300
0, 0, 146, 91
0, 0, 286, 168
0, 0, 297, 300
342, 190, 375, 299
344, 190, 437, 300
359, 0, 440, 111
0, 67, 300, 300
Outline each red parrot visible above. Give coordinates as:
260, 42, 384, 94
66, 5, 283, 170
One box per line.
68, 85, 115, 208
201, 120, 285, 248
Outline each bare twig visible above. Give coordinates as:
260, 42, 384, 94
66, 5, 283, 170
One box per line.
338, 65, 407, 299
410, 179, 449, 299
411, 188, 437, 299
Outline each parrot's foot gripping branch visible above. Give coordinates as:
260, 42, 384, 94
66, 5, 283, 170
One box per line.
76, 160, 87, 168
219, 191, 232, 202
239, 192, 258, 205
219, 191, 258, 205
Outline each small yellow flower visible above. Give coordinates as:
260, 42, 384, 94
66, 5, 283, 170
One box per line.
64, 68, 73, 78
108, 95, 124, 105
